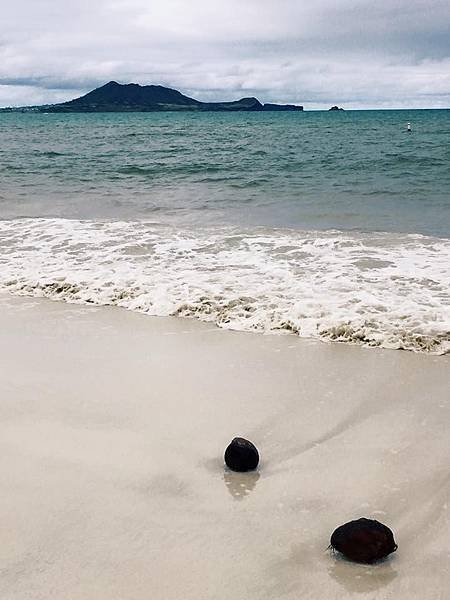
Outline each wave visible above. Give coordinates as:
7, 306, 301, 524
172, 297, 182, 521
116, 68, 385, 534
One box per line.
38, 151, 65, 158
119, 163, 223, 177
0, 218, 449, 354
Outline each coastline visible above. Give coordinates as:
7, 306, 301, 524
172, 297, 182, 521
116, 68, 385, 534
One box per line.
1, 218, 448, 355
1, 294, 449, 599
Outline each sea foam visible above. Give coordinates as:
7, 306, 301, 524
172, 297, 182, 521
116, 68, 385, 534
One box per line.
0, 218, 449, 354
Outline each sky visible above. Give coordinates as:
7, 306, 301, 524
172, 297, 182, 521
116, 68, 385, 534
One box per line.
1, 0, 449, 109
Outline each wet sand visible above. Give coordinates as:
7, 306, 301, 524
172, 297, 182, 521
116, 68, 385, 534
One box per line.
0, 295, 449, 599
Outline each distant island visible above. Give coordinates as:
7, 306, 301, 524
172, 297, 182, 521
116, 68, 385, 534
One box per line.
0, 81, 303, 113
329, 106, 344, 111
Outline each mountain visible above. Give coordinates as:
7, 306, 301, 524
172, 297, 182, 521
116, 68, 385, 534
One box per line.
17, 81, 303, 113
62, 81, 201, 110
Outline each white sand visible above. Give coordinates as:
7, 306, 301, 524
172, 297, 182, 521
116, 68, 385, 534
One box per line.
0, 295, 449, 600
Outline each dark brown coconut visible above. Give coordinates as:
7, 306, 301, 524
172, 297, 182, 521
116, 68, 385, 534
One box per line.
224, 437, 259, 472
330, 518, 397, 564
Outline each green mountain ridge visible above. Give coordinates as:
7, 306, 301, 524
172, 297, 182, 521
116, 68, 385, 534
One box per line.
0, 81, 304, 112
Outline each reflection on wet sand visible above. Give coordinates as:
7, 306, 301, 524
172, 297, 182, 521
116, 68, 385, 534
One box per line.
329, 555, 397, 594
223, 470, 260, 501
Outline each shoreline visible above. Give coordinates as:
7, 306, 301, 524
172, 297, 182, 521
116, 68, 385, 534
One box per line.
3, 287, 450, 356
1, 219, 448, 356
1, 295, 449, 599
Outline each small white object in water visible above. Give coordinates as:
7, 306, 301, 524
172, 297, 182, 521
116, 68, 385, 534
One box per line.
407, 122, 411, 132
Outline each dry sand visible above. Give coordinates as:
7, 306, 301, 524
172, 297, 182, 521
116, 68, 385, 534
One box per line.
0, 295, 449, 599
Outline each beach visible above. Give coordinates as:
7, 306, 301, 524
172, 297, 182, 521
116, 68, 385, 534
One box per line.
2, 2, 450, 597
2, 0, 450, 595
1, 294, 449, 599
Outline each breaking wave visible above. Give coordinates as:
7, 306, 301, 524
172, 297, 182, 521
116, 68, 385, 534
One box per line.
0, 218, 449, 354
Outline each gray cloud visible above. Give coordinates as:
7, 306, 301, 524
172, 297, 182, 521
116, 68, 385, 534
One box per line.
1, 0, 449, 108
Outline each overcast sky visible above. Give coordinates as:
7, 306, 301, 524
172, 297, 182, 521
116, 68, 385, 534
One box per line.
1, 0, 449, 109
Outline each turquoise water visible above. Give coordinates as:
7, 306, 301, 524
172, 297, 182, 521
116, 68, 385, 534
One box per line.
0, 110, 449, 353
1, 110, 449, 236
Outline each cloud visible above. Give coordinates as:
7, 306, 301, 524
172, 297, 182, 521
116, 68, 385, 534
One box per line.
1, 0, 449, 108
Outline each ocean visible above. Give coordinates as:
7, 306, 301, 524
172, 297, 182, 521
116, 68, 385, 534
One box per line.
1, 109, 449, 353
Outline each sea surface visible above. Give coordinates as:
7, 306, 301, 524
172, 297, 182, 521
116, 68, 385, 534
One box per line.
0, 110, 449, 353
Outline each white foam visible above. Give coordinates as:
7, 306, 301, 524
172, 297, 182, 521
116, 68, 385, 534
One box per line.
0, 218, 449, 354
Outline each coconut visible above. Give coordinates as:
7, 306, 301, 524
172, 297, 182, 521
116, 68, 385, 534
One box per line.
224, 437, 259, 472
330, 518, 398, 563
